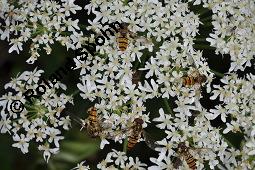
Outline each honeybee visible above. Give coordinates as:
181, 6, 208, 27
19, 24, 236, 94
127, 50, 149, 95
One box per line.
127, 118, 143, 150
84, 106, 103, 138
71, 106, 112, 138
117, 23, 135, 51
127, 117, 157, 151
174, 142, 197, 170
182, 71, 207, 87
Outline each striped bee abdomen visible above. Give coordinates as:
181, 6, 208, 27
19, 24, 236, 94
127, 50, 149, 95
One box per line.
127, 134, 139, 150
184, 153, 197, 170
127, 118, 144, 150
86, 106, 102, 138
118, 34, 128, 51
88, 106, 97, 123
182, 76, 195, 86
182, 72, 207, 87
178, 142, 197, 170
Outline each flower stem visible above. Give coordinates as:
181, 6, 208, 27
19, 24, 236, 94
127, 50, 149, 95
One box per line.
210, 69, 225, 78
78, 24, 88, 29
198, 8, 211, 17
201, 16, 212, 22
123, 0, 129, 5
123, 138, 128, 153
48, 160, 57, 170
71, 89, 80, 97
194, 38, 207, 42
163, 98, 174, 116
193, 44, 215, 50
202, 22, 213, 27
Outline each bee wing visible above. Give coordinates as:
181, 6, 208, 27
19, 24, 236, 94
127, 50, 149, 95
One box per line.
65, 111, 87, 130
189, 147, 212, 153
190, 69, 200, 76
104, 123, 134, 141
97, 115, 113, 130
173, 157, 183, 169
142, 130, 159, 150
188, 147, 214, 162
100, 122, 112, 129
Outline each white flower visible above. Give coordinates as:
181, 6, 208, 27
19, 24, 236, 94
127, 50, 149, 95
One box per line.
138, 79, 160, 99
208, 105, 227, 122
100, 138, 110, 149
71, 161, 90, 170
38, 143, 59, 163
12, 134, 30, 154
19, 68, 44, 84
111, 149, 128, 168
223, 122, 241, 134
45, 127, 64, 147
127, 157, 147, 170
8, 38, 23, 54
155, 138, 174, 162
59, 116, 71, 130
153, 108, 173, 130
0, 112, 12, 133
140, 58, 160, 78
97, 152, 114, 169
246, 139, 255, 155
148, 157, 174, 170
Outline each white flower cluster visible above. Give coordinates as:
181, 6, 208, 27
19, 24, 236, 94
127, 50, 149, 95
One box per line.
207, 73, 255, 169
97, 149, 147, 170
0, 68, 73, 162
73, 0, 254, 169
150, 108, 244, 170
0, 0, 82, 64
77, 0, 213, 113
193, 0, 255, 72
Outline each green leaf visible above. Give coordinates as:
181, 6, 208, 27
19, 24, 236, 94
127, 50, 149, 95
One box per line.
53, 141, 99, 163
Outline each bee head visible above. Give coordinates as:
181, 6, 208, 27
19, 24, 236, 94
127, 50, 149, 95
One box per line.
89, 106, 96, 111
134, 118, 144, 125
199, 74, 207, 83
178, 142, 187, 151
121, 22, 129, 28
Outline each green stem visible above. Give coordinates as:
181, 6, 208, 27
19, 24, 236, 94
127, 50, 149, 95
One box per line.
201, 16, 212, 22
201, 22, 213, 27
71, 89, 80, 97
123, 0, 129, 5
163, 98, 174, 116
194, 38, 207, 42
210, 69, 225, 78
123, 138, 128, 153
78, 24, 88, 29
198, 8, 211, 17
48, 160, 57, 170
193, 44, 215, 50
